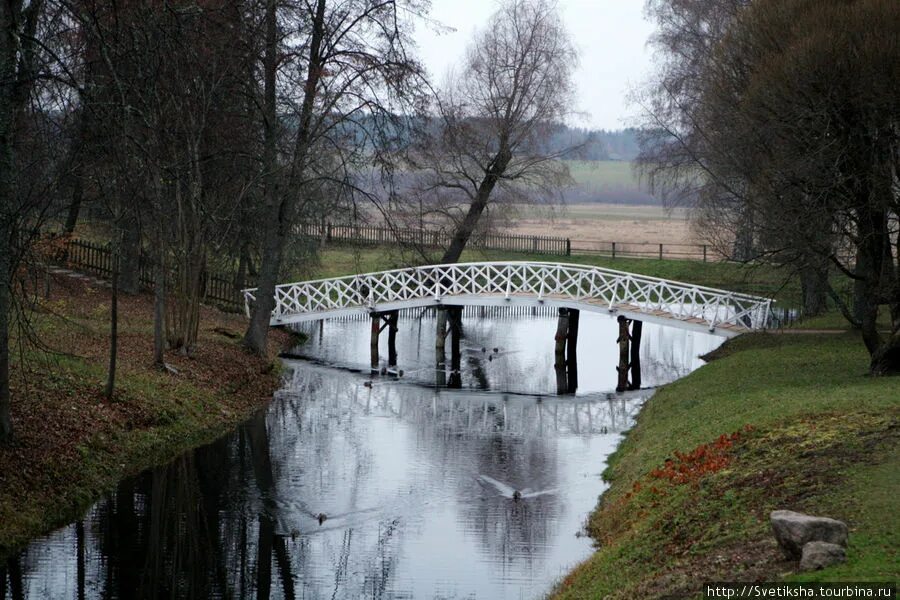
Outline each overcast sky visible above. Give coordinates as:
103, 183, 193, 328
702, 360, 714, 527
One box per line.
413, 0, 657, 131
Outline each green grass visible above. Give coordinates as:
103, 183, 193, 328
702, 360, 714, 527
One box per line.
604, 333, 897, 488
0, 352, 277, 559
565, 160, 640, 191
552, 332, 899, 599
0, 280, 286, 559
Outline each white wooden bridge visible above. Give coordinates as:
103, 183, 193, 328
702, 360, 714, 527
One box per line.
243, 261, 772, 337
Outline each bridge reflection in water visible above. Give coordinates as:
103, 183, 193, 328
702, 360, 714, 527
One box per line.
3, 314, 721, 600
296, 307, 720, 397
278, 363, 645, 437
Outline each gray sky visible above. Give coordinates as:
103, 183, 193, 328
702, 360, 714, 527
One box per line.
413, 0, 656, 131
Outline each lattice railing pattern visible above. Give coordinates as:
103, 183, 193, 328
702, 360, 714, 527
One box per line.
243, 262, 773, 333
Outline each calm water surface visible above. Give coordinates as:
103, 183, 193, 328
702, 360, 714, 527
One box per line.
1, 311, 722, 599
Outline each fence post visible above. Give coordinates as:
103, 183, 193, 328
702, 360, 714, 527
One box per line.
565, 238, 571, 256
326, 222, 332, 242
703, 245, 707, 262
659, 243, 664, 260
611, 242, 616, 259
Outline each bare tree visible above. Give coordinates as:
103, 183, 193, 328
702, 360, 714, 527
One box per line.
242, 0, 428, 355
405, 0, 578, 264
76, 1, 262, 358
1, 1, 76, 442
637, 0, 900, 373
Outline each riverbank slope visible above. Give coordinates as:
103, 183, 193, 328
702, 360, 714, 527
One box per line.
552, 332, 899, 599
0, 272, 291, 559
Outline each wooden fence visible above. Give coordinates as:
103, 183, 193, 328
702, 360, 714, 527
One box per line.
297, 222, 571, 256
298, 221, 715, 261
569, 239, 714, 261
64, 239, 248, 313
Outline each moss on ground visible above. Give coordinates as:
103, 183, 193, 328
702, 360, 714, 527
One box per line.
552, 332, 899, 599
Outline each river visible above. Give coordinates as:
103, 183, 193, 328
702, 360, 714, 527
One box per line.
1, 310, 723, 599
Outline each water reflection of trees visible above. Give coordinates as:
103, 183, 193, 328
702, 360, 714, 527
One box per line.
279, 365, 647, 573
5, 363, 649, 600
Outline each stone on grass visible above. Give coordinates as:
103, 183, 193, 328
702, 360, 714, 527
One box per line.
770, 510, 848, 559
799, 541, 846, 571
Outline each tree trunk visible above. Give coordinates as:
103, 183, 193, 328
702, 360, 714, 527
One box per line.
854, 196, 898, 375
869, 333, 900, 376
799, 260, 828, 317
441, 147, 512, 264
234, 241, 252, 290
153, 243, 166, 367
0, 228, 11, 443
0, 93, 12, 443
732, 207, 755, 262
244, 0, 327, 355
104, 250, 118, 399
64, 174, 83, 235
119, 211, 141, 294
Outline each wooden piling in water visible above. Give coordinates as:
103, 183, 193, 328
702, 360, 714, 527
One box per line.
629, 319, 642, 390
616, 315, 631, 392
448, 306, 462, 388
370, 313, 381, 372
386, 310, 398, 367
555, 308, 570, 394
554, 308, 569, 362
435, 308, 448, 361
567, 309, 580, 393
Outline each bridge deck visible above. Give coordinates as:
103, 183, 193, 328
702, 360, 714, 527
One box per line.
243, 261, 773, 337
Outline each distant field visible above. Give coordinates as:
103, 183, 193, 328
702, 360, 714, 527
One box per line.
560, 160, 658, 204
507, 202, 696, 246
565, 160, 638, 190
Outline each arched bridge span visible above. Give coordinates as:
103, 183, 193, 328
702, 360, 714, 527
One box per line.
243, 261, 773, 337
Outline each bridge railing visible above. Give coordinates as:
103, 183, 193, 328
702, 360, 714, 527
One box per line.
245, 262, 773, 333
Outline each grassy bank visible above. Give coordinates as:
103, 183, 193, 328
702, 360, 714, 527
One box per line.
0, 273, 291, 559
552, 332, 899, 599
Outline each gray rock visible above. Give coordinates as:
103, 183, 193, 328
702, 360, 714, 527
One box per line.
799, 541, 847, 571
770, 510, 848, 559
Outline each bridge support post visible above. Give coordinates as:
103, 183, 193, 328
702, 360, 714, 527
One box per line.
567, 309, 580, 393
555, 308, 570, 394
386, 310, 398, 368
616, 315, 631, 392
448, 306, 462, 388
629, 319, 642, 390
371, 310, 400, 374
435, 308, 447, 359
554, 309, 569, 360
370, 313, 381, 373
553, 308, 580, 394
435, 307, 448, 387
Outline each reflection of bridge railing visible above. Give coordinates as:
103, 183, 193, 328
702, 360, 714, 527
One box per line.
245, 261, 773, 336
278, 365, 647, 437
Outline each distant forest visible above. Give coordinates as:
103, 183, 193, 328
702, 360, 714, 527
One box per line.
542, 126, 641, 161
342, 118, 654, 205
545, 127, 658, 205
